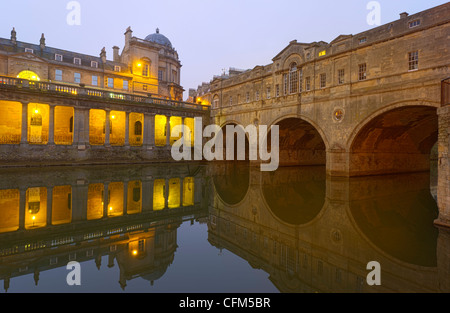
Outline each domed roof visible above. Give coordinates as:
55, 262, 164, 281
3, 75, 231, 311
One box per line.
144, 28, 172, 48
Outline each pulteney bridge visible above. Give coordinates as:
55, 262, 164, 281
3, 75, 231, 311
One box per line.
203, 4, 450, 227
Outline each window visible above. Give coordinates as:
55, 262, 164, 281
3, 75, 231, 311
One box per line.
408, 51, 419, 71
55, 69, 63, 81
319, 50, 326, 57
358, 63, 367, 81
172, 70, 177, 83
213, 95, 219, 108
283, 74, 288, 95
55, 54, 63, 62
158, 70, 164, 81
299, 68, 303, 92
74, 58, 81, 65
142, 64, 149, 77
143, 85, 148, 91
229, 96, 233, 105
114, 65, 121, 72
275, 84, 280, 97
255, 91, 259, 101
266, 87, 271, 99
359, 37, 367, 44
289, 63, 298, 94
246, 92, 250, 103
92, 75, 98, 86
123, 80, 128, 90
409, 19, 421, 28
305, 77, 311, 91
74, 73, 81, 84
107, 78, 114, 88
320, 73, 326, 88
338, 69, 345, 84
134, 121, 143, 136
91, 61, 98, 68
25, 48, 33, 53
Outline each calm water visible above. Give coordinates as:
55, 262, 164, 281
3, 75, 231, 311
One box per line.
0, 162, 448, 293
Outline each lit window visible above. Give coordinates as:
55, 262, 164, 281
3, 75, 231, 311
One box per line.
55, 54, 63, 62
25, 48, 33, 53
408, 51, 419, 71
123, 80, 128, 90
319, 50, 326, 57
92, 75, 98, 86
114, 65, 121, 72
55, 69, 63, 81
409, 20, 421, 28
338, 69, 345, 84
17, 70, 40, 81
320, 73, 326, 88
74, 73, 81, 84
74, 58, 81, 65
358, 63, 367, 81
91, 61, 98, 68
107, 78, 114, 88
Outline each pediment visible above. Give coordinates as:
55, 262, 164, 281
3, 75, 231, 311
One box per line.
330, 34, 353, 45
8, 52, 48, 63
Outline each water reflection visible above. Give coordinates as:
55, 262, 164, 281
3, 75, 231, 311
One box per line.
0, 162, 448, 293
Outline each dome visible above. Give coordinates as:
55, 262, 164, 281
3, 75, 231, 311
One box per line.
144, 28, 172, 48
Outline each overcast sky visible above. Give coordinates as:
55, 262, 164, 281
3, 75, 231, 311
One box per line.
1, 0, 447, 98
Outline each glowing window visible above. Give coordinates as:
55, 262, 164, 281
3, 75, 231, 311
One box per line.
319, 50, 326, 57
17, 70, 40, 81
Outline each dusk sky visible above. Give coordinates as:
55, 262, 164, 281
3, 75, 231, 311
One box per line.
1, 0, 448, 98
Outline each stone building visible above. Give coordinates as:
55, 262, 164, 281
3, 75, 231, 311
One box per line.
0, 27, 208, 165
0, 26, 183, 100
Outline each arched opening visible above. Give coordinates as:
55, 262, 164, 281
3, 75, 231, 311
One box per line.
262, 166, 325, 225
349, 172, 438, 267
349, 105, 438, 176
268, 117, 326, 167
17, 70, 40, 81
212, 163, 250, 206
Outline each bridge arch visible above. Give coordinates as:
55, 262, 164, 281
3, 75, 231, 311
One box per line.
347, 100, 439, 176
266, 114, 329, 167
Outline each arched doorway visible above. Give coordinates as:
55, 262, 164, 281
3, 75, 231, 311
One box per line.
17, 70, 40, 81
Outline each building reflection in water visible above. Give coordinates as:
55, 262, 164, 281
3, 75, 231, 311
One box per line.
0, 164, 208, 292
208, 163, 449, 293
0, 162, 448, 293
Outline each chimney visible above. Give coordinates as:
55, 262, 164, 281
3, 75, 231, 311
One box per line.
400, 12, 409, 19
112, 46, 120, 62
100, 47, 107, 63
124, 26, 133, 49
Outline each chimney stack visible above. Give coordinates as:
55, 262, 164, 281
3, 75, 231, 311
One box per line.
112, 46, 120, 62
400, 12, 409, 19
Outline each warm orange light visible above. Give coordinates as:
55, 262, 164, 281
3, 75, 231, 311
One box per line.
32, 216, 36, 220
132, 250, 138, 255
34, 109, 39, 114
109, 206, 113, 211
111, 115, 116, 120
137, 63, 142, 67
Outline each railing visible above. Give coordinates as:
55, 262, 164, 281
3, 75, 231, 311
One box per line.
0, 75, 210, 112
442, 77, 450, 107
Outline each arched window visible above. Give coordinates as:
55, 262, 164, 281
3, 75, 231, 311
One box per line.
213, 95, 220, 109
134, 121, 143, 136
289, 63, 298, 94
17, 70, 40, 81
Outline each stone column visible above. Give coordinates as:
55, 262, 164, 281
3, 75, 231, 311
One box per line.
48, 105, 55, 145
105, 110, 111, 146
435, 106, 450, 227
143, 113, 155, 148
72, 182, 88, 222
19, 188, 26, 230
166, 115, 171, 147
125, 112, 130, 147
123, 181, 128, 215
20, 102, 28, 145
46, 187, 53, 226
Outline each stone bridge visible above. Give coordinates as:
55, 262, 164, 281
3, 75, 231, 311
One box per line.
203, 4, 450, 227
